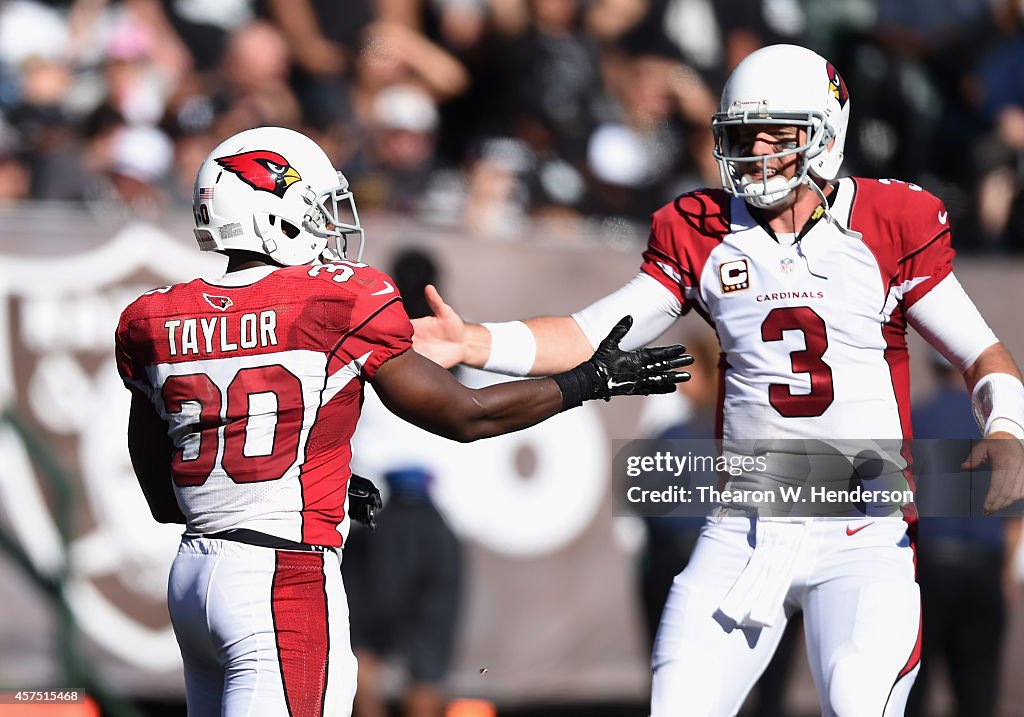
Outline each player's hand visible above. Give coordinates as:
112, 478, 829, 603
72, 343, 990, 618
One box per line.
588, 316, 694, 398
348, 474, 383, 531
412, 284, 466, 368
961, 432, 1024, 514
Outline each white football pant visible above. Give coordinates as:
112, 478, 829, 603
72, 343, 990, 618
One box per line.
168, 536, 358, 717
651, 516, 920, 717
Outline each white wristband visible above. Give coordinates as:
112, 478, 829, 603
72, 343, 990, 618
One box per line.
971, 373, 1024, 439
482, 321, 537, 376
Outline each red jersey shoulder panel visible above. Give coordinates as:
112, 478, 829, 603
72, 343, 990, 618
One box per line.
114, 264, 412, 384
848, 178, 954, 308
214, 263, 413, 380
115, 282, 188, 387
641, 189, 731, 308
305, 262, 413, 379
848, 178, 954, 267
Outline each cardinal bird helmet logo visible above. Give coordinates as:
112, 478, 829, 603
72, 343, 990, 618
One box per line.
826, 62, 849, 108
215, 150, 302, 198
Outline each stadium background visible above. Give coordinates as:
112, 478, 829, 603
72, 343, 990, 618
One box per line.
1, 0, 1023, 715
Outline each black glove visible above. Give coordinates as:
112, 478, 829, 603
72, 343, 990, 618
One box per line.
552, 316, 693, 409
348, 474, 383, 531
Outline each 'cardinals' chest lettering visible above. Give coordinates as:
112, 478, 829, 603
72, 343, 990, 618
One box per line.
164, 311, 278, 356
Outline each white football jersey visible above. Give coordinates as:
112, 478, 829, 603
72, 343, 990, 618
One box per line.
641, 177, 953, 443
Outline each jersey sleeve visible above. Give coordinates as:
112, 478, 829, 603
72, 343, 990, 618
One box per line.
639, 190, 731, 313
571, 273, 681, 350
641, 214, 690, 307
331, 267, 413, 380
852, 179, 957, 310
894, 189, 954, 309
114, 299, 151, 392
905, 274, 997, 371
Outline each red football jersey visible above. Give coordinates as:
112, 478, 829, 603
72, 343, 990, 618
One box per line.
115, 261, 412, 546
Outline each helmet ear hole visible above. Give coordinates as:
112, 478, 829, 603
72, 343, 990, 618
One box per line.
278, 218, 300, 238
266, 215, 301, 239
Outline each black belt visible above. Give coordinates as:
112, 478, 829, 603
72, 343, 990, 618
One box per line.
194, 528, 327, 552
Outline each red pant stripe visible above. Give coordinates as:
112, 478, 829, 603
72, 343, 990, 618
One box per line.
271, 551, 329, 717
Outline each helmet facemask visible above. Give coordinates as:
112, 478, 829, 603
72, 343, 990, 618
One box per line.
303, 172, 365, 262
711, 45, 851, 211
712, 109, 835, 209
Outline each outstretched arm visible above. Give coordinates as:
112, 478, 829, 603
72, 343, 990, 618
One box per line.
412, 273, 682, 375
411, 284, 592, 374
375, 317, 692, 442
372, 348, 564, 442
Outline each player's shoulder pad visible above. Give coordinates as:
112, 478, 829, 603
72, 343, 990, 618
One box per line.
652, 188, 732, 239
855, 176, 942, 206
851, 178, 950, 258
117, 281, 187, 326
298, 261, 401, 301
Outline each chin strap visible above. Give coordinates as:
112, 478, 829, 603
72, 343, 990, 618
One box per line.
805, 178, 862, 240
796, 240, 828, 280
789, 177, 860, 281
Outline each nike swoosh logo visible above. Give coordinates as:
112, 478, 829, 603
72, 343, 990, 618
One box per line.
938, 210, 947, 224
371, 281, 395, 296
846, 521, 874, 536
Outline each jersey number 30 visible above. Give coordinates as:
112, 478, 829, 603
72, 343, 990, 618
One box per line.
761, 306, 834, 418
162, 365, 304, 486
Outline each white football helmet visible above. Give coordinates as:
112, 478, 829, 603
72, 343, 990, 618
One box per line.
712, 44, 851, 209
192, 126, 364, 266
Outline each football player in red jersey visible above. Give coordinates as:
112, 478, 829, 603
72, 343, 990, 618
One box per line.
412, 45, 1024, 715
115, 126, 693, 717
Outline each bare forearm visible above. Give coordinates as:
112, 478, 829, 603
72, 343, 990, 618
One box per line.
463, 316, 594, 375
129, 446, 184, 523
963, 342, 1022, 393
528, 317, 595, 373
462, 322, 494, 367
128, 394, 185, 524
382, 23, 470, 99
376, 0, 421, 27
265, 0, 319, 43
378, 324, 689, 441
446, 378, 566, 442
374, 349, 566, 441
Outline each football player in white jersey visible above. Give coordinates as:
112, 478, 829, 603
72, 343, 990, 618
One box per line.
411, 45, 1024, 716
115, 126, 692, 717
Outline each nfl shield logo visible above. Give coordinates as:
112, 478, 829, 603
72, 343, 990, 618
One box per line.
780, 257, 795, 274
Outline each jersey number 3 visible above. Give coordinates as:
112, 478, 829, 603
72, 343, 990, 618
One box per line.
761, 306, 834, 418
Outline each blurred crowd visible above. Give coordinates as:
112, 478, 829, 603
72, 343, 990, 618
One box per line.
2, 0, 1024, 251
